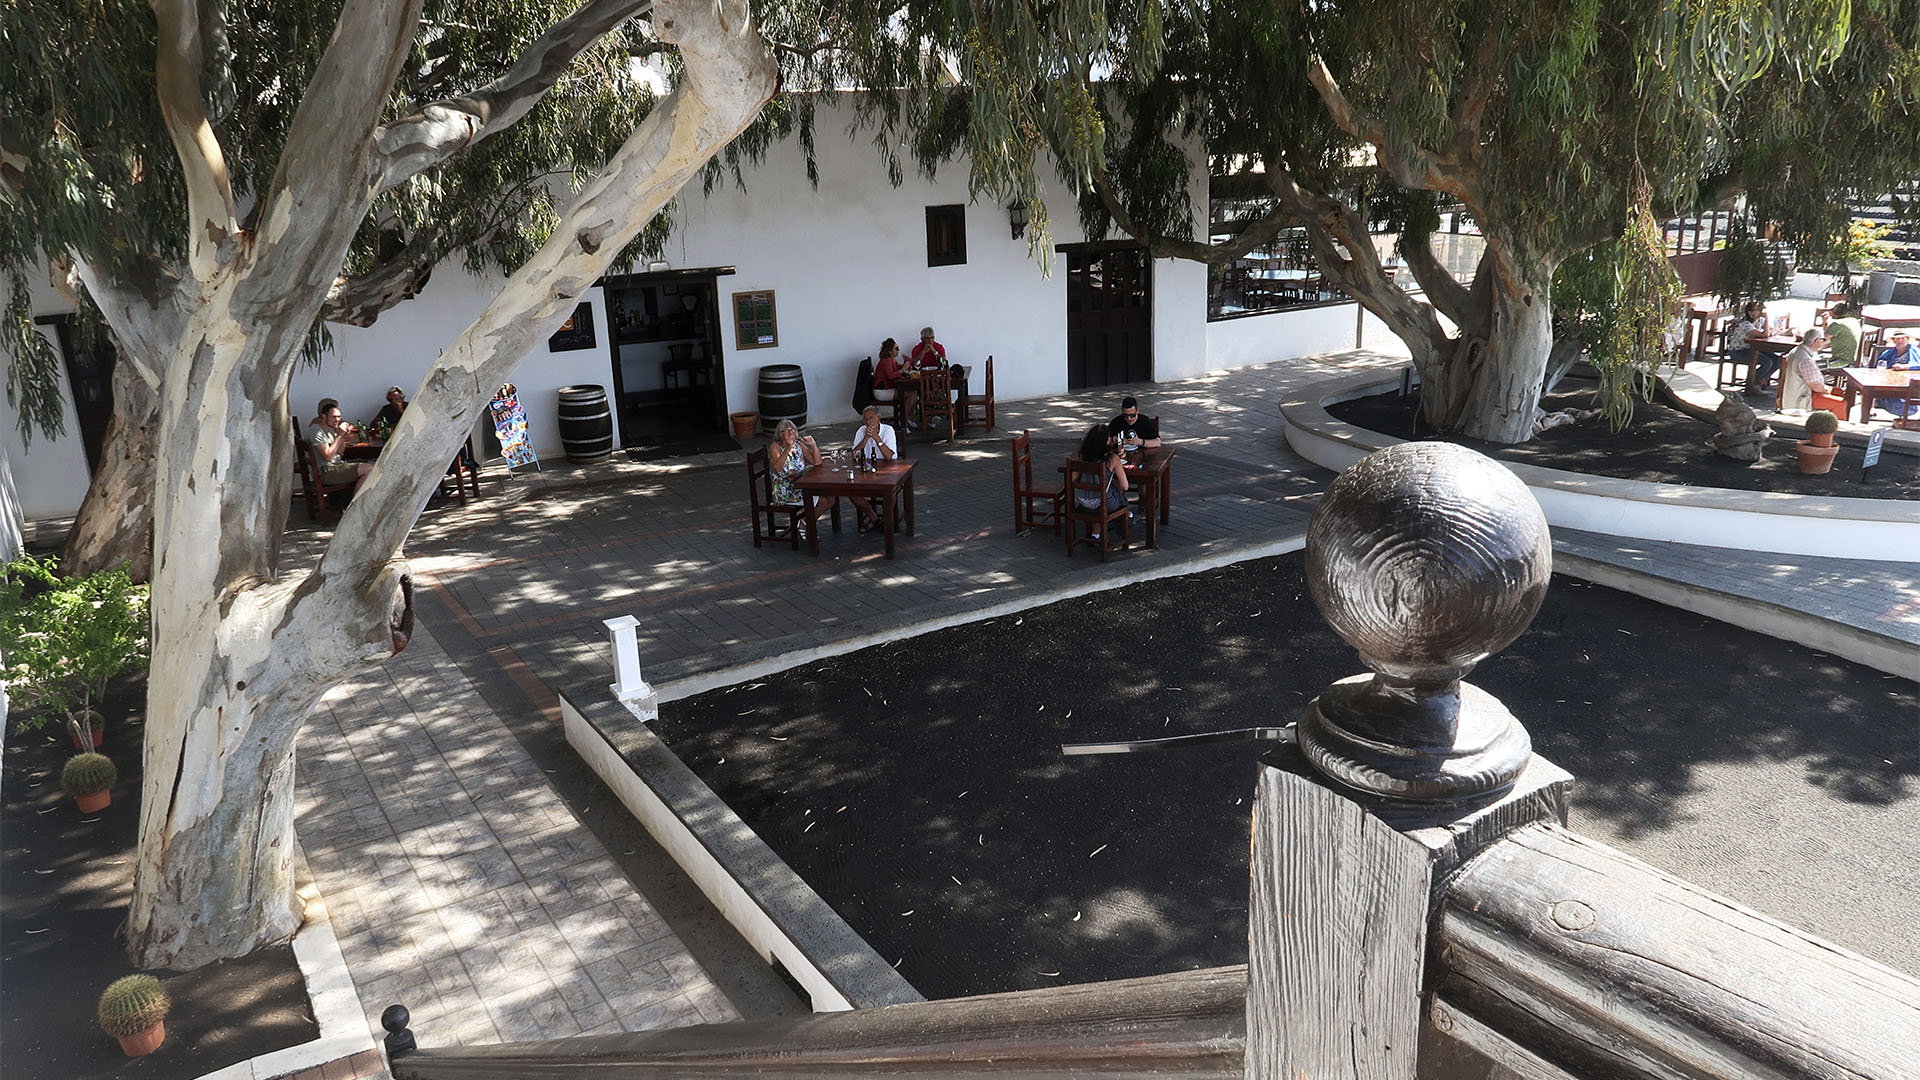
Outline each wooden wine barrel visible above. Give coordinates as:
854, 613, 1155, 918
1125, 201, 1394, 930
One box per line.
758, 365, 808, 434
557, 384, 613, 463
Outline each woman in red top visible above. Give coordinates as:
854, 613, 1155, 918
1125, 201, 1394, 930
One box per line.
871, 337, 918, 430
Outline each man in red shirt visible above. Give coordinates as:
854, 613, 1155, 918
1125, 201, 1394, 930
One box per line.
910, 326, 947, 370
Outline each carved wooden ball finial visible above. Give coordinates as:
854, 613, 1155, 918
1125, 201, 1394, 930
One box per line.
1300, 443, 1550, 804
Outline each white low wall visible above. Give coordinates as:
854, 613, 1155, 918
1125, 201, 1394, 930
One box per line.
1283, 373, 1920, 563
1205, 303, 1398, 370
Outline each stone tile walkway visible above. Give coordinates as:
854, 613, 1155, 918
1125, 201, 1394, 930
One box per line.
295, 624, 738, 1049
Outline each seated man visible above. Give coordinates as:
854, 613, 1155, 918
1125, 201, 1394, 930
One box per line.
1107, 396, 1161, 449
1872, 329, 1919, 369
373, 385, 407, 436
909, 326, 947, 371
1777, 328, 1831, 413
849, 405, 899, 530
1823, 303, 1862, 371
309, 398, 373, 493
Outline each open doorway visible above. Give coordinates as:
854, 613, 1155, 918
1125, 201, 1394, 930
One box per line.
603, 271, 732, 458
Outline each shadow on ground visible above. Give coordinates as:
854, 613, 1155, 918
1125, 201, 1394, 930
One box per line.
651, 554, 1918, 999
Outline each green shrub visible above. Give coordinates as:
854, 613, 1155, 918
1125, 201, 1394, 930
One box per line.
0, 555, 149, 734
60, 752, 117, 796
97, 975, 169, 1038
1806, 410, 1840, 436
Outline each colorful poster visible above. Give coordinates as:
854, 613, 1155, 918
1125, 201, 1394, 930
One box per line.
488, 383, 539, 469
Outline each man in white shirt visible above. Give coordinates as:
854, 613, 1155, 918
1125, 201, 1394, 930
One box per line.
851, 405, 898, 463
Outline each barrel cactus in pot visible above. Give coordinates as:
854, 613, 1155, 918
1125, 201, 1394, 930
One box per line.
1796, 410, 1841, 473
61, 752, 117, 813
98, 974, 170, 1056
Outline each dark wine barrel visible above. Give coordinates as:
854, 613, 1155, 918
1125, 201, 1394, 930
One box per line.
758, 365, 808, 434
557, 384, 613, 463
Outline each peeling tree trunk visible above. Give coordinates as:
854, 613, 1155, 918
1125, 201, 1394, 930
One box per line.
61, 359, 158, 581
1421, 272, 1555, 442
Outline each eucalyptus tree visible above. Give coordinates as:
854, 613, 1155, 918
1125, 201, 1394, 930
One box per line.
0, 0, 790, 971
1075, 1, 1918, 442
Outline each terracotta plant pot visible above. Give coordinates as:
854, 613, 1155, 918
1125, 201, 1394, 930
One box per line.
116, 1020, 165, 1057
74, 790, 111, 814
729, 411, 758, 439
1795, 441, 1840, 474
1809, 432, 1834, 448
69, 723, 104, 749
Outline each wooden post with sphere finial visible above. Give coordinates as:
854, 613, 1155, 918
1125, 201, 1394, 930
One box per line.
1246, 442, 1573, 1080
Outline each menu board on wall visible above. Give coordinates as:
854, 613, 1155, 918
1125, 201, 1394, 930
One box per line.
732, 290, 778, 350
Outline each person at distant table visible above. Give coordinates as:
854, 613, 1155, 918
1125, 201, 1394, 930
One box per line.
1777, 327, 1832, 413
1107, 396, 1161, 449
373, 386, 407, 436
1869, 329, 1920, 419
871, 337, 918, 432
851, 405, 898, 463
1723, 300, 1770, 396
910, 326, 948, 371
1872, 329, 1919, 369
1072, 424, 1130, 537
308, 398, 373, 492
1823, 303, 1862, 371
768, 419, 837, 516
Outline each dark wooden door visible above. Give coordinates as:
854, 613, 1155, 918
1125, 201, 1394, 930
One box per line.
36, 315, 117, 473
1066, 247, 1152, 389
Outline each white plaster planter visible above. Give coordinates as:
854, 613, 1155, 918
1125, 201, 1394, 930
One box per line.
1283, 373, 1920, 563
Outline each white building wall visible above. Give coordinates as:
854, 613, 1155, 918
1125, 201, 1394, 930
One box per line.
0, 304, 92, 522
1205, 303, 1401, 369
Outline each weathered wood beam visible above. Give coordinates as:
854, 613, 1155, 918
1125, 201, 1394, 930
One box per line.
1436, 823, 1920, 1080
392, 965, 1246, 1079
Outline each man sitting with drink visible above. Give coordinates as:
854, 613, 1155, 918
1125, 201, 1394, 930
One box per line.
308, 397, 373, 494
1107, 396, 1161, 450
850, 405, 899, 532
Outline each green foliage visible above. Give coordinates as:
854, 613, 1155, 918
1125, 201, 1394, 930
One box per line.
97, 975, 168, 1038
0, 555, 149, 731
60, 752, 117, 796
1553, 198, 1682, 430
1839, 219, 1896, 269
1714, 215, 1790, 302
1805, 409, 1840, 435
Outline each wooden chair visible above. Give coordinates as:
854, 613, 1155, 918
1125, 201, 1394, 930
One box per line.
745, 447, 805, 549
917, 368, 958, 442
1011, 431, 1064, 536
304, 439, 358, 523
962, 355, 996, 433
292, 432, 320, 521
1063, 457, 1130, 561
438, 436, 482, 502
1706, 313, 1754, 391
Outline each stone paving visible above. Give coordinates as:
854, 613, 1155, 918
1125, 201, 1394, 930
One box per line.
274, 343, 1919, 1066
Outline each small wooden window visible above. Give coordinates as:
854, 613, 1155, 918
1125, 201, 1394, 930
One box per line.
732, 290, 778, 350
926, 205, 967, 267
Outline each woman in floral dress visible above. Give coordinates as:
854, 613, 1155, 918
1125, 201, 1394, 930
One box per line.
768, 419, 837, 516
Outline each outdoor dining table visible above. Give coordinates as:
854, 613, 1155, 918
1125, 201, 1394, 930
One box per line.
796, 459, 917, 559
1862, 304, 1920, 332
1061, 445, 1178, 549
1840, 367, 1918, 424
889, 367, 972, 434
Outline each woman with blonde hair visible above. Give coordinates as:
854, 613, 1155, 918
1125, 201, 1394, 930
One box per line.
768, 419, 836, 516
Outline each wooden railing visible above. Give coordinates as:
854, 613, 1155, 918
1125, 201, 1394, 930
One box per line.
390, 443, 1920, 1080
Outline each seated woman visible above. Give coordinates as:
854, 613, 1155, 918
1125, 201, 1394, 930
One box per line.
871, 337, 917, 431
768, 419, 837, 517
1072, 424, 1129, 533
1723, 300, 1769, 395
308, 398, 373, 493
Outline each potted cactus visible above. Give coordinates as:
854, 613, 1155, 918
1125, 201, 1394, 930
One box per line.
1796, 410, 1841, 473
61, 752, 117, 813
98, 975, 169, 1057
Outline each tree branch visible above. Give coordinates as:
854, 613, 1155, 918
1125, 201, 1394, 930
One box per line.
320, 0, 777, 584
1438, 34, 1503, 166
1307, 54, 1473, 202
1400, 221, 1472, 326
1091, 168, 1295, 263
1263, 152, 1450, 355
151, 0, 239, 279
373, 0, 657, 194
67, 258, 184, 389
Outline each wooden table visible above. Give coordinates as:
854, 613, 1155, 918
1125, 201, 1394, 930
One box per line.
1840, 367, 1918, 423
796, 460, 917, 559
1862, 304, 1920, 332
1062, 447, 1178, 549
